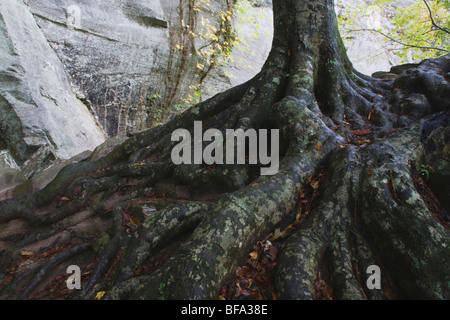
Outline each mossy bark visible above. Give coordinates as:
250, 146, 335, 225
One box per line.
0, 0, 449, 300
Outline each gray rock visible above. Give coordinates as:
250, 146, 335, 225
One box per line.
87, 134, 129, 162
24, 0, 272, 135
203, 1, 273, 99
0, 0, 105, 169
26, 0, 171, 137
9, 150, 93, 200
0, 150, 27, 201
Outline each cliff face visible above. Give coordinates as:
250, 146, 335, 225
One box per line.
26, 0, 172, 137
24, 0, 273, 137
0, 0, 105, 179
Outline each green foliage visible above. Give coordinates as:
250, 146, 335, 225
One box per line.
337, 0, 450, 63
390, 0, 450, 61
144, 92, 164, 127
173, 0, 263, 114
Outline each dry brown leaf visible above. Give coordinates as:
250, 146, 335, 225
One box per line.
94, 291, 106, 300
249, 251, 258, 261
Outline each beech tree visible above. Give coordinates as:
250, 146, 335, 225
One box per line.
0, 0, 449, 300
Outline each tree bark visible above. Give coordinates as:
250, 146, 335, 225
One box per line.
0, 0, 449, 300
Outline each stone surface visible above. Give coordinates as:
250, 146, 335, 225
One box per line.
0, 150, 27, 201
0, 0, 105, 167
24, 0, 272, 136
203, 1, 273, 99
26, 0, 171, 137
19, 0, 416, 137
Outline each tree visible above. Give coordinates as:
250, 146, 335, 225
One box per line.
0, 0, 449, 300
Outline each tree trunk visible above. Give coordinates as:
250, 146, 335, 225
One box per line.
1, 0, 449, 300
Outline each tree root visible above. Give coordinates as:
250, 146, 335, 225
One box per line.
0, 0, 449, 300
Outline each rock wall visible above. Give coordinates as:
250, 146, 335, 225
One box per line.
0, 0, 105, 172
22, 0, 273, 136
26, 0, 171, 137
157, 0, 273, 124
22, 0, 417, 138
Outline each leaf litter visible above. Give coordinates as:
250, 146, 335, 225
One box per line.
221, 170, 326, 300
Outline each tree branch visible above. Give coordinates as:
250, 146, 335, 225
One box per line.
344, 28, 449, 53
423, 0, 450, 35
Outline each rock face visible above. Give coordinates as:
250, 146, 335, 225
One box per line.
26, 0, 171, 137
22, 0, 273, 136
0, 151, 26, 201
22, 0, 418, 137
0, 0, 105, 173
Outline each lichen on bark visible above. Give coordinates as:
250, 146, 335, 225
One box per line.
0, 0, 449, 300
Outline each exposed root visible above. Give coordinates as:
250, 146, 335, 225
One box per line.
0, 0, 449, 300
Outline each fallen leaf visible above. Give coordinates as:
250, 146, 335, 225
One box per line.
94, 291, 106, 300
357, 139, 371, 145
249, 251, 259, 261
267, 245, 278, 260
252, 183, 259, 188
129, 216, 141, 226
20, 251, 34, 257
55, 274, 64, 281
367, 168, 373, 175
353, 129, 371, 136
310, 180, 320, 190
299, 188, 306, 198
133, 162, 145, 166
239, 278, 250, 289
60, 197, 70, 201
